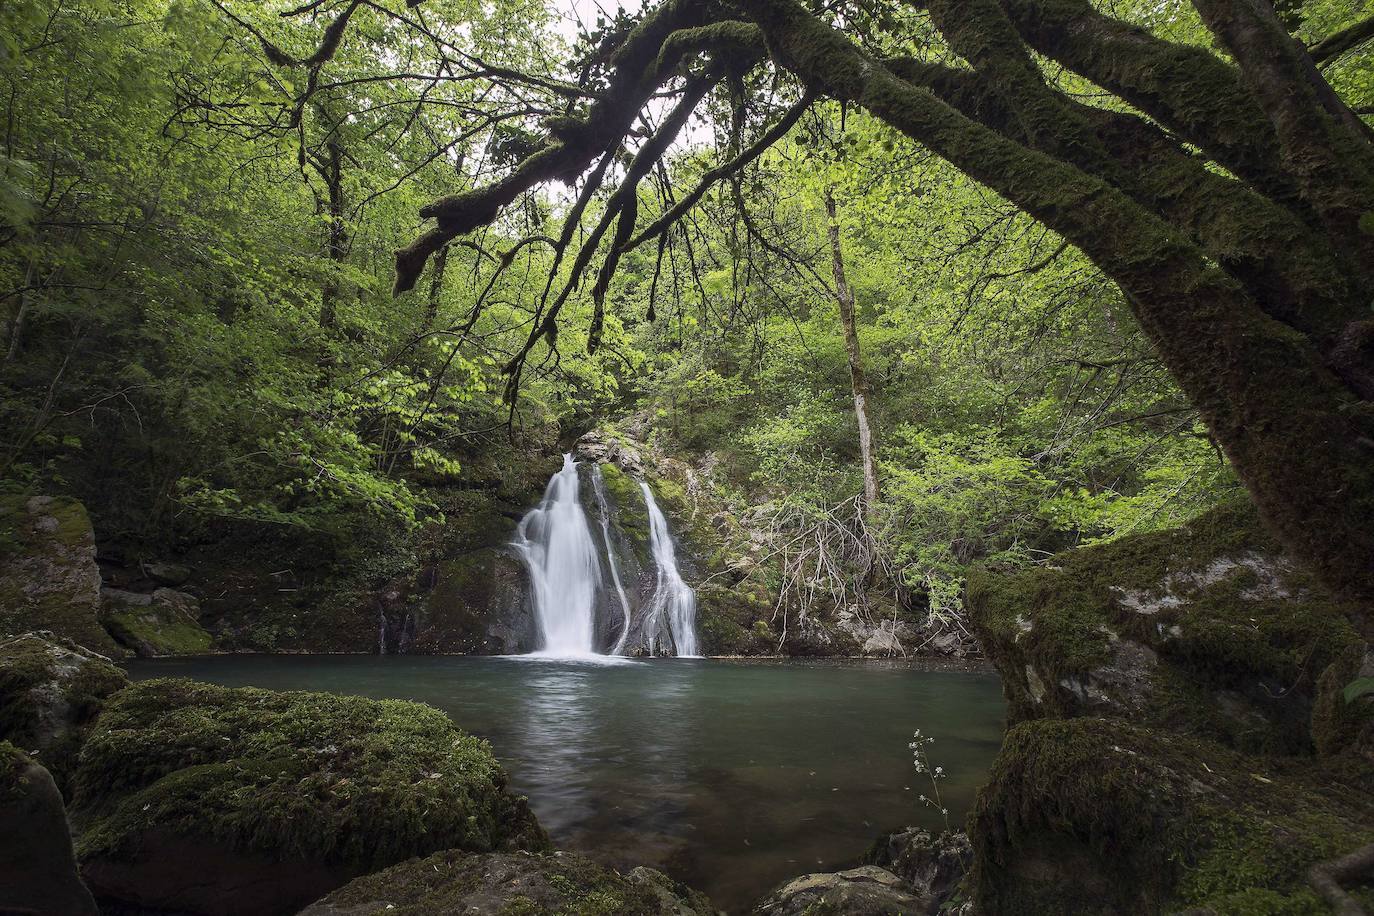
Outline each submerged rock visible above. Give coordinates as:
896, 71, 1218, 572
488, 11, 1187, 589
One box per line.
72, 679, 547, 916
0, 631, 127, 792
754, 865, 930, 915
0, 742, 99, 916
967, 500, 1367, 755
0, 496, 123, 655
298, 849, 717, 915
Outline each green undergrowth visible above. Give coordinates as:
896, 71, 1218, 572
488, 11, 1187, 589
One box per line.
73, 678, 548, 869
308, 850, 711, 916
970, 717, 1374, 915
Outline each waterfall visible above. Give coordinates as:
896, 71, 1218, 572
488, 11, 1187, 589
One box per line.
513, 454, 701, 658
511, 454, 602, 656
640, 481, 700, 657
592, 466, 634, 656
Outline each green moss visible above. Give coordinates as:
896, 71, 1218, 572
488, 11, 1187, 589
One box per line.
309, 849, 705, 916
102, 606, 212, 656
73, 678, 548, 870
311, 851, 714, 916
967, 499, 1363, 752
0, 740, 28, 801
969, 718, 1374, 914
0, 633, 126, 792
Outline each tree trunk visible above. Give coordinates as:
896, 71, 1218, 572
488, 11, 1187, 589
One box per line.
823, 185, 880, 511
422, 243, 449, 333
319, 134, 348, 330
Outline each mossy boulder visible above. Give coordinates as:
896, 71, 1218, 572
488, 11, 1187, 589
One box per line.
0, 741, 99, 916
0, 496, 122, 656
411, 547, 534, 653
968, 717, 1374, 915
298, 849, 717, 916
754, 865, 931, 915
101, 587, 212, 656
0, 632, 127, 793
967, 500, 1367, 754
72, 678, 547, 916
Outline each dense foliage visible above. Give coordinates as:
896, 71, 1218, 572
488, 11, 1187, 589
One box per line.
3, 0, 1370, 626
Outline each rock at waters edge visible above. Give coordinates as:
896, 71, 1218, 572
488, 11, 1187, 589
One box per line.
0, 631, 127, 793
298, 849, 718, 916
754, 864, 931, 915
101, 586, 213, 656
0, 741, 99, 916
0, 495, 124, 656
72, 678, 547, 916
967, 499, 1369, 755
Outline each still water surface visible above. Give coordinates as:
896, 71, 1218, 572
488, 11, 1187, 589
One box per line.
126, 656, 1004, 912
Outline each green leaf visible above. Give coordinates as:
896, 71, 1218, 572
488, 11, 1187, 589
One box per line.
1343, 678, 1374, 705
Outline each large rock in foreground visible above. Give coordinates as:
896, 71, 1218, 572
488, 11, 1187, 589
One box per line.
299, 849, 717, 915
968, 717, 1374, 915
754, 865, 930, 915
0, 496, 122, 655
0, 631, 127, 792
0, 742, 98, 916
968, 500, 1368, 754
72, 679, 547, 916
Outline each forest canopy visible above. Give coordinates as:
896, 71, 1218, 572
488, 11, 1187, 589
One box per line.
2, 0, 1371, 626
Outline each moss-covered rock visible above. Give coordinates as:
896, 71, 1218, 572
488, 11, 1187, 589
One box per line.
968, 717, 1374, 915
297, 849, 717, 916
967, 500, 1367, 754
754, 865, 930, 915
101, 587, 212, 656
0, 741, 99, 916
72, 678, 547, 915
0, 632, 127, 793
0, 496, 123, 656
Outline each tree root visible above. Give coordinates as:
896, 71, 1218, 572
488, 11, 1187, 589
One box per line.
1310, 842, 1374, 916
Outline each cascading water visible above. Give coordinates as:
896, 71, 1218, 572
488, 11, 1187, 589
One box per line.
513, 454, 700, 658
640, 481, 700, 657
592, 466, 634, 656
511, 454, 603, 656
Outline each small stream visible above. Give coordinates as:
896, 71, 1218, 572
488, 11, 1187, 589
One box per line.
126, 655, 1004, 911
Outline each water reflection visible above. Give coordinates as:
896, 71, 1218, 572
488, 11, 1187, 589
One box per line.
124, 655, 1003, 913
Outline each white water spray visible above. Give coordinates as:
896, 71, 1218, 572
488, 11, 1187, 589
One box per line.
640, 481, 700, 657
511, 454, 602, 656
591, 466, 635, 656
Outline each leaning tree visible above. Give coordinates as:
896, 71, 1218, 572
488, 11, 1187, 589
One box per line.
227, 0, 1374, 618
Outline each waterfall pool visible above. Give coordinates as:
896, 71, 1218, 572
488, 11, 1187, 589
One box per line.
124, 655, 1005, 912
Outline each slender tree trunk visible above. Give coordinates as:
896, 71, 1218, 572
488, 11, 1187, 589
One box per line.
422, 243, 449, 333
824, 185, 880, 511
319, 134, 348, 330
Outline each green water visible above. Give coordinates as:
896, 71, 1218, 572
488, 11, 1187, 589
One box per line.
125, 655, 1005, 911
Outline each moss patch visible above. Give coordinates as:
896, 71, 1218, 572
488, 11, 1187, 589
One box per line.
102, 604, 212, 657
73, 679, 548, 871
300, 850, 713, 916
969, 718, 1374, 915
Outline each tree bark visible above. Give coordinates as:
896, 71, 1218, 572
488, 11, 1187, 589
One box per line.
823, 186, 880, 511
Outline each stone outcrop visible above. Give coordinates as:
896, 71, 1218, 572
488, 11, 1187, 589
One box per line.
968, 718, 1373, 915
72, 679, 547, 916
298, 850, 717, 916
961, 499, 1374, 912
0, 496, 122, 655
968, 500, 1368, 755
0, 742, 99, 916
0, 631, 127, 792
101, 586, 212, 656
754, 865, 929, 915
